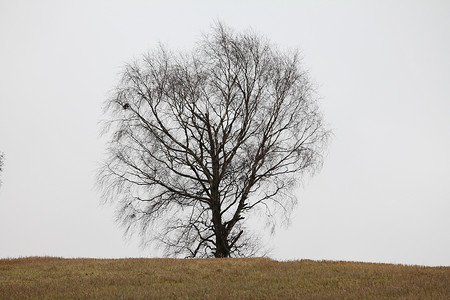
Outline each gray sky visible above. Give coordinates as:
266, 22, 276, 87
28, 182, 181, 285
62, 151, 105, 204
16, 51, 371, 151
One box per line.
1, 0, 449, 266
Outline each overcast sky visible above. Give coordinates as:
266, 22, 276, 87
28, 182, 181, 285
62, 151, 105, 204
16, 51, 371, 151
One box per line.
1, 0, 449, 266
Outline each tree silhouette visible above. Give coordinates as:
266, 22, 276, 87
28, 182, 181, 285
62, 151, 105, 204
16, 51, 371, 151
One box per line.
0, 152, 4, 187
99, 23, 330, 258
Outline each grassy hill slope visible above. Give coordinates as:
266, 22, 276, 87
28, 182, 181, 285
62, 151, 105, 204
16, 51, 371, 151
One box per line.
0, 257, 449, 299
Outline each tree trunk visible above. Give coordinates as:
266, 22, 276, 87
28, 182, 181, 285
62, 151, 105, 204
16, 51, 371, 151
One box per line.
214, 228, 230, 258
212, 209, 230, 258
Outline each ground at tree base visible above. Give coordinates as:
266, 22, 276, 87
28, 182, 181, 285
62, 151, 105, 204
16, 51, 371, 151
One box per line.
0, 257, 448, 299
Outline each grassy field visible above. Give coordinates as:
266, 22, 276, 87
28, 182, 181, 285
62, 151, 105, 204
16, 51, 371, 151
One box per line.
0, 257, 449, 299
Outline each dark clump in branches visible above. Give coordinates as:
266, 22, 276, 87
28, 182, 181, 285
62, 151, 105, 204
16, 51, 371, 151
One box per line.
99, 23, 330, 258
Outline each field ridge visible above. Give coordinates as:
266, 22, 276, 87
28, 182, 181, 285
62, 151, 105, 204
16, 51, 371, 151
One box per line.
1, 257, 449, 299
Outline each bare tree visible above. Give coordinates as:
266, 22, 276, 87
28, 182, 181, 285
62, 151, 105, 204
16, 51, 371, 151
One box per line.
0, 152, 4, 187
99, 23, 330, 258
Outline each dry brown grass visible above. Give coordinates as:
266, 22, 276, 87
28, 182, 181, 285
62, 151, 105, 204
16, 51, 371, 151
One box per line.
0, 257, 448, 299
